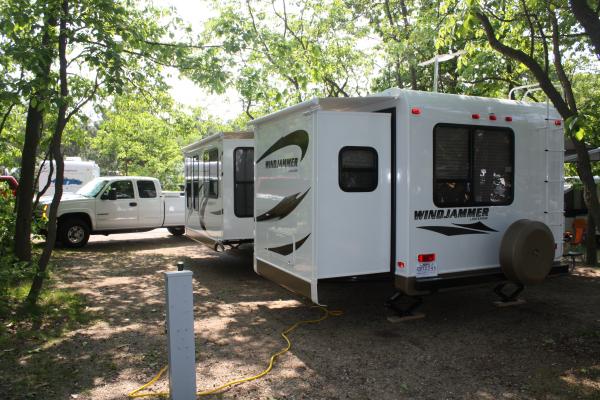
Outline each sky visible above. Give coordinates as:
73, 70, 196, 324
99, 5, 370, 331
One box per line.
155, 0, 243, 120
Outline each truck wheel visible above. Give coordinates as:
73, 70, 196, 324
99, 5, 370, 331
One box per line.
499, 219, 554, 285
58, 217, 90, 248
168, 227, 185, 236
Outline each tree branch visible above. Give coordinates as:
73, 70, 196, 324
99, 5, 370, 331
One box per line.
549, 7, 577, 112
570, 0, 600, 57
475, 11, 573, 118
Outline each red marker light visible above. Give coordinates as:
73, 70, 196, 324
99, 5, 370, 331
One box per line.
397, 261, 405, 268
505, 116, 513, 122
418, 253, 436, 263
411, 107, 421, 115
555, 120, 562, 126
489, 114, 497, 121
472, 113, 480, 119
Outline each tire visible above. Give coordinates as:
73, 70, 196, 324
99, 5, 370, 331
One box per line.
58, 217, 90, 248
499, 219, 554, 285
168, 227, 185, 236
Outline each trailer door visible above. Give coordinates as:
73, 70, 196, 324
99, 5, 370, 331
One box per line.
316, 111, 391, 278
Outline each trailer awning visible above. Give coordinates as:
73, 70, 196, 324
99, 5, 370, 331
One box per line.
249, 96, 397, 125
564, 145, 600, 163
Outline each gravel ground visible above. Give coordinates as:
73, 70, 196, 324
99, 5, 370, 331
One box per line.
3, 229, 600, 399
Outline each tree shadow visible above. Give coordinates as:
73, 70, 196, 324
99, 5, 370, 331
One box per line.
2, 232, 599, 400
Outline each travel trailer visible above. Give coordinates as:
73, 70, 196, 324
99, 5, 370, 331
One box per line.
39, 157, 100, 196
183, 132, 254, 250
250, 89, 567, 309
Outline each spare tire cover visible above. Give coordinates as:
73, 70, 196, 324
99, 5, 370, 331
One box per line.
499, 219, 554, 285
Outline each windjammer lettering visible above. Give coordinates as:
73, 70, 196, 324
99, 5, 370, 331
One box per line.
265, 157, 298, 169
414, 208, 489, 220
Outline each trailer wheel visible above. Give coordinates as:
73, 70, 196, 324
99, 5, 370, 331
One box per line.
58, 217, 90, 248
168, 227, 185, 236
499, 219, 554, 285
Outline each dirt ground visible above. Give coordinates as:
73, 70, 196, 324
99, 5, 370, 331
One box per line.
2, 229, 600, 399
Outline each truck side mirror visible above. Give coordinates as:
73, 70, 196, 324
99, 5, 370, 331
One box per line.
108, 188, 117, 200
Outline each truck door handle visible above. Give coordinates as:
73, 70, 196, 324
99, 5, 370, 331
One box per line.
129, 202, 137, 207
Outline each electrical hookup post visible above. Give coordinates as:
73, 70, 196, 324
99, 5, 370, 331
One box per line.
164, 263, 197, 400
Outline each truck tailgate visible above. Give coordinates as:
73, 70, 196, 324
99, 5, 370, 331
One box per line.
163, 191, 185, 226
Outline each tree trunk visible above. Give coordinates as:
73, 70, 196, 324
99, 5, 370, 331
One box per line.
13, 14, 56, 262
586, 212, 597, 266
14, 104, 45, 261
27, 0, 69, 306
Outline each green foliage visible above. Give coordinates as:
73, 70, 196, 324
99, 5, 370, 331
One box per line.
91, 91, 229, 189
0, 196, 36, 298
198, 0, 374, 117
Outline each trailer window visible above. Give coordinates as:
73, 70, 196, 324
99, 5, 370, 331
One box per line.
434, 124, 513, 207
137, 180, 157, 198
204, 148, 219, 198
234, 147, 254, 218
338, 147, 378, 192
193, 155, 200, 210
185, 157, 192, 209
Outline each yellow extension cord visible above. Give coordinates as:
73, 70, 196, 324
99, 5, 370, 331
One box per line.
127, 306, 342, 398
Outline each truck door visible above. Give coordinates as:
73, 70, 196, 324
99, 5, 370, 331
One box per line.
135, 179, 162, 228
316, 111, 392, 278
95, 180, 139, 230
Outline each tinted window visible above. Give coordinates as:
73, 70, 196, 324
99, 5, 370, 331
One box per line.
193, 155, 200, 210
137, 180, 157, 198
339, 147, 378, 192
105, 180, 134, 199
234, 147, 254, 218
434, 124, 513, 207
204, 148, 219, 198
185, 157, 192, 209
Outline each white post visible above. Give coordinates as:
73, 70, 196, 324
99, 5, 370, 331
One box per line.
164, 270, 196, 400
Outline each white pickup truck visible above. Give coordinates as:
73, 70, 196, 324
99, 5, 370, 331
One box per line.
41, 176, 185, 248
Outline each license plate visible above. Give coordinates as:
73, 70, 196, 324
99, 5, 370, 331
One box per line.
416, 261, 438, 278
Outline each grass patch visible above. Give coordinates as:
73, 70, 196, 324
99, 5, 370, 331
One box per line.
0, 281, 95, 348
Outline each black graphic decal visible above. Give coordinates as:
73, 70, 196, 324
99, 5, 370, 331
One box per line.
256, 188, 310, 222
418, 226, 489, 236
199, 197, 209, 230
210, 209, 224, 216
452, 222, 497, 232
267, 234, 311, 256
256, 130, 309, 163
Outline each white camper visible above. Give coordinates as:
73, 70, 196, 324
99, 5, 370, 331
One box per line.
251, 89, 567, 307
183, 132, 254, 250
39, 157, 100, 196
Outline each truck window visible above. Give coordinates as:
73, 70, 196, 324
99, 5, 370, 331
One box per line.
137, 180, 157, 198
434, 124, 513, 207
203, 148, 219, 198
234, 147, 254, 217
103, 180, 134, 199
338, 147, 378, 192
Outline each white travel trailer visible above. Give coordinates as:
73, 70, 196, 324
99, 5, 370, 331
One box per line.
251, 89, 567, 309
39, 157, 100, 196
183, 132, 254, 250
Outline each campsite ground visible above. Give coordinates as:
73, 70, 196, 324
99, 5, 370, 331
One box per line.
1, 229, 599, 399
